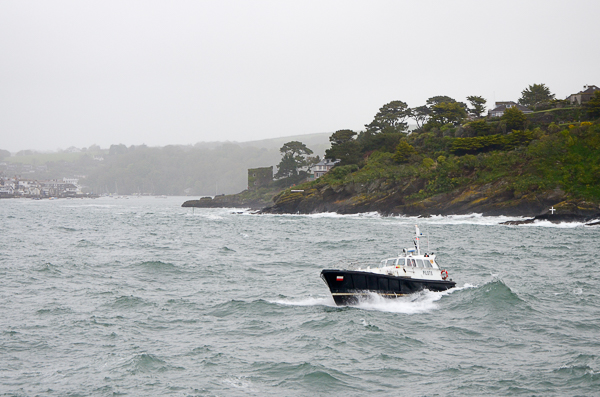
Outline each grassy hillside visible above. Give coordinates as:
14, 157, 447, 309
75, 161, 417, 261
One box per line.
329, 122, 598, 199
264, 120, 600, 215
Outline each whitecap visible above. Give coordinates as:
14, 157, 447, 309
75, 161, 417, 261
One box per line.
306, 211, 381, 219
221, 376, 257, 392
520, 220, 585, 228
270, 296, 337, 307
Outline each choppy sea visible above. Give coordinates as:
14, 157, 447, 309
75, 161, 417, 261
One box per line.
1, 196, 599, 396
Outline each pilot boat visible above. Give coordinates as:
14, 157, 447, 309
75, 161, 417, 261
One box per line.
321, 225, 456, 305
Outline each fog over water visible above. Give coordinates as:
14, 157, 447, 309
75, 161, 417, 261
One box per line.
1, 0, 599, 152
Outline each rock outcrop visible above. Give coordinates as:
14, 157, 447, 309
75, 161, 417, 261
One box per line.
260, 179, 600, 219
182, 179, 600, 222
182, 192, 273, 210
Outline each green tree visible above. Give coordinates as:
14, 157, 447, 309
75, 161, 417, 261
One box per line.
108, 144, 128, 156
0, 149, 11, 160
467, 96, 487, 118
431, 102, 468, 125
585, 91, 600, 119
365, 100, 412, 134
325, 130, 361, 165
275, 141, 314, 178
329, 129, 357, 146
426, 96, 456, 107
501, 106, 527, 131
466, 119, 493, 136
412, 105, 431, 129
518, 84, 555, 109
393, 140, 417, 163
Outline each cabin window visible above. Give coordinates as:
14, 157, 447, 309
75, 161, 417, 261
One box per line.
415, 259, 424, 268
424, 259, 433, 268
387, 259, 397, 266
408, 259, 416, 267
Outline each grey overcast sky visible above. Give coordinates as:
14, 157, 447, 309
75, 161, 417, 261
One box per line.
1, 0, 599, 152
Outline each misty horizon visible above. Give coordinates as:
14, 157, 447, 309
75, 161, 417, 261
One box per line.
2, 1, 599, 153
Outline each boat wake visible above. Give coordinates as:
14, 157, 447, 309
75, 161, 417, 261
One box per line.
272, 285, 473, 314
351, 287, 467, 314
270, 296, 337, 307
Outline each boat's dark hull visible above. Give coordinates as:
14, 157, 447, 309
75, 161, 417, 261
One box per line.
321, 269, 456, 306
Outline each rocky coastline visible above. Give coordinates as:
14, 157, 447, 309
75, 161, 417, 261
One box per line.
181, 193, 273, 211
182, 180, 600, 225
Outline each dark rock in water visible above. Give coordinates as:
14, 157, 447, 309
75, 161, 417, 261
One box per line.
182, 189, 280, 210
501, 201, 600, 225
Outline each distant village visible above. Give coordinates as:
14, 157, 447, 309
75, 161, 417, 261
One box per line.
0, 176, 85, 198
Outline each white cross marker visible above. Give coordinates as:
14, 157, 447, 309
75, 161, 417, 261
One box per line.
550, 207, 556, 214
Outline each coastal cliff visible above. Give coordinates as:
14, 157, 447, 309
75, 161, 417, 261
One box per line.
183, 102, 600, 221
260, 178, 600, 219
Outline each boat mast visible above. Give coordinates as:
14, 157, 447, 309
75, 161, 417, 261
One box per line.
414, 225, 421, 255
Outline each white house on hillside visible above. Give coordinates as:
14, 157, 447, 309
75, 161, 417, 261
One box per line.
568, 85, 600, 105
312, 158, 340, 179
488, 101, 533, 118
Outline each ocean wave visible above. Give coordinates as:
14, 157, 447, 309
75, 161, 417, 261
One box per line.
115, 353, 172, 375
270, 296, 337, 307
251, 361, 353, 393
187, 212, 224, 220
352, 289, 446, 314
221, 375, 258, 392
110, 295, 155, 310
134, 260, 182, 273
258, 211, 381, 219
520, 220, 587, 228
418, 213, 527, 226
446, 279, 535, 317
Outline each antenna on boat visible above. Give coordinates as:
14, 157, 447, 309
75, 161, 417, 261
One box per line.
414, 225, 421, 255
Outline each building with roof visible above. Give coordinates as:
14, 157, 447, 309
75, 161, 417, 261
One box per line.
488, 101, 533, 118
248, 166, 273, 190
312, 158, 340, 179
567, 85, 600, 105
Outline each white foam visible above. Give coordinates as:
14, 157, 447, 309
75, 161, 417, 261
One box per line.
520, 220, 585, 228
305, 211, 381, 219
187, 212, 223, 220
423, 214, 526, 226
352, 290, 441, 314
273, 285, 474, 313
222, 376, 257, 392
255, 211, 382, 220
270, 296, 337, 307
